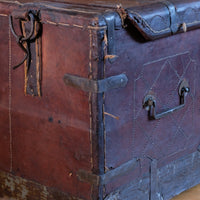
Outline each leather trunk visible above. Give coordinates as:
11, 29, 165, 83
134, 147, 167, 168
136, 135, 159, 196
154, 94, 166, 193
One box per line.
0, 0, 200, 199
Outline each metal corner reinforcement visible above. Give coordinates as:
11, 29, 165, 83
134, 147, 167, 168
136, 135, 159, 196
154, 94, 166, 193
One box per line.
63, 73, 128, 93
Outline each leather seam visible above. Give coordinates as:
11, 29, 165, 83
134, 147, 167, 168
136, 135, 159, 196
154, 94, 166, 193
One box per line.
8, 22, 13, 173
0, 14, 107, 31
0, 13, 7, 16
128, 10, 170, 33
89, 29, 93, 173
0, 0, 99, 14
43, 20, 107, 30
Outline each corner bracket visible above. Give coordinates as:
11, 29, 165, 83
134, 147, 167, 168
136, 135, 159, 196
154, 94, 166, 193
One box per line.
63, 73, 128, 93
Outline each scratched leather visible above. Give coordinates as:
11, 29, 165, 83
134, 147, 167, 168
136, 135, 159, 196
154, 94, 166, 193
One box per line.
0, 4, 94, 200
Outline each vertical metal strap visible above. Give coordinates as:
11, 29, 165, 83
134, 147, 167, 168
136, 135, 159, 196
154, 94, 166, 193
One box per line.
103, 14, 117, 63
161, 0, 179, 34
150, 159, 160, 200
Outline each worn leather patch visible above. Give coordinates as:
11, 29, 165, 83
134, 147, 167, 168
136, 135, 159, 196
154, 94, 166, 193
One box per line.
22, 20, 42, 96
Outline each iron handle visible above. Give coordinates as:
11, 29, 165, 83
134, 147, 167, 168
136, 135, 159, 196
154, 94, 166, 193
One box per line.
143, 80, 190, 120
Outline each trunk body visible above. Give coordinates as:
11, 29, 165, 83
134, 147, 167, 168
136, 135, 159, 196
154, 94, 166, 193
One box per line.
0, 0, 200, 199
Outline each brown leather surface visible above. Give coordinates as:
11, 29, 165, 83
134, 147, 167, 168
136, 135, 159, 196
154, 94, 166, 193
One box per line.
11, 25, 92, 199
0, 0, 200, 199
104, 26, 200, 194
0, 2, 100, 199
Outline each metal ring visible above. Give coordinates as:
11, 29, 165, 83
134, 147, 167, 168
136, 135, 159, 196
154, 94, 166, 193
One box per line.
9, 12, 35, 42
9, 14, 20, 40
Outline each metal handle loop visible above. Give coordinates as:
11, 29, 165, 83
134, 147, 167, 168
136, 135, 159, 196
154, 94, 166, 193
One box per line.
143, 80, 190, 120
9, 12, 35, 42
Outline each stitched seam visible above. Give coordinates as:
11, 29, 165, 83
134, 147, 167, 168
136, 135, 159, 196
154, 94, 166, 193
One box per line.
186, 21, 200, 26
0, 13, 7, 17
88, 29, 93, 199
35, 21, 41, 97
0, 14, 107, 31
39, 3, 99, 14
8, 25, 12, 172
0, 0, 102, 14
0, 0, 110, 15
0, 13, 105, 31
44, 20, 106, 30
88, 26, 107, 30
129, 11, 170, 33
0, 0, 22, 5
89, 29, 93, 172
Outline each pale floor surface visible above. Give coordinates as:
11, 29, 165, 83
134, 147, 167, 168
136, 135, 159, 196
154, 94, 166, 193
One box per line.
171, 185, 200, 200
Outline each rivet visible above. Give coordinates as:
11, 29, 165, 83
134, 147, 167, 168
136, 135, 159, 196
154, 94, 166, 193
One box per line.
48, 117, 53, 123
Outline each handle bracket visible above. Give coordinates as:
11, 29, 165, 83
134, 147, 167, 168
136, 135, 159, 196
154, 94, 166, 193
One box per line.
143, 79, 190, 120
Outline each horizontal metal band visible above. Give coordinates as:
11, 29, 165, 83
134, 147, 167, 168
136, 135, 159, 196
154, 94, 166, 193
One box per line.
63, 73, 128, 93
104, 151, 200, 200
77, 158, 138, 186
